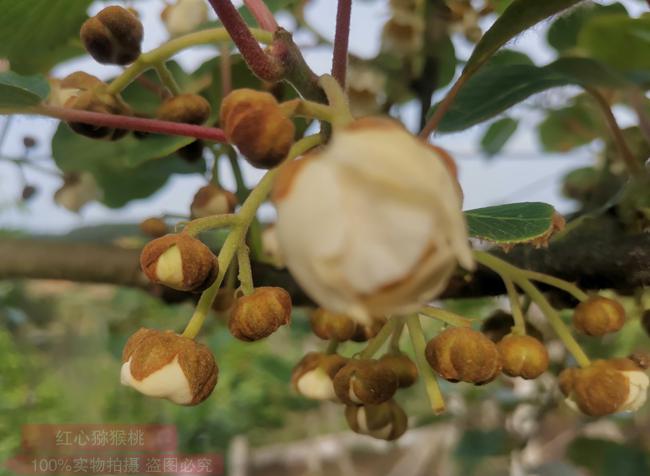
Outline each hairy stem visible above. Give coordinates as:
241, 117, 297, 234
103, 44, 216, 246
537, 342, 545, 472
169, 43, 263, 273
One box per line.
359, 317, 399, 359
522, 270, 589, 302
406, 314, 446, 415
332, 0, 352, 87
35, 105, 227, 142
183, 214, 239, 236
503, 277, 526, 335
237, 244, 254, 295
318, 75, 353, 126
154, 62, 181, 96
418, 307, 472, 328
244, 0, 279, 31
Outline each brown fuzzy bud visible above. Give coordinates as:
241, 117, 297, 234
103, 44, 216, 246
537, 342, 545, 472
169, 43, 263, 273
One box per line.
121, 328, 217, 405
220, 89, 295, 169
190, 184, 238, 219
425, 327, 502, 384
139, 217, 168, 238
310, 308, 357, 342
291, 352, 348, 401
157, 94, 212, 125
559, 359, 649, 416
379, 353, 418, 388
481, 310, 543, 343
80, 6, 144, 65
573, 296, 625, 336
351, 316, 388, 342
497, 334, 549, 379
345, 400, 408, 441
333, 359, 398, 405
140, 233, 218, 292
228, 287, 292, 341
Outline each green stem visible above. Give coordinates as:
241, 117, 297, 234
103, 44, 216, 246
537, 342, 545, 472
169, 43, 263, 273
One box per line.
237, 244, 254, 295
360, 317, 398, 359
522, 270, 589, 302
473, 251, 591, 368
183, 214, 239, 236
107, 28, 273, 94
227, 148, 249, 202
503, 276, 526, 336
325, 339, 340, 355
247, 217, 264, 262
419, 307, 472, 328
318, 74, 353, 126
406, 314, 446, 415
154, 61, 181, 96
182, 134, 322, 339
389, 316, 405, 351
280, 98, 336, 123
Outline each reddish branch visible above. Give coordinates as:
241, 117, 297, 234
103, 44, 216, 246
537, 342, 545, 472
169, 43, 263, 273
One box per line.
244, 0, 279, 31
207, 0, 283, 81
332, 0, 352, 87
38, 106, 227, 142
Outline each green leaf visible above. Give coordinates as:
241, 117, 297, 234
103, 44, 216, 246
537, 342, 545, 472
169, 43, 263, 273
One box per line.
0, 72, 49, 108
578, 14, 650, 73
538, 95, 603, 152
568, 438, 650, 476
51, 125, 204, 208
547, 2, 628, 53
465, 202, 557, 245
0, 0, 92, 74
481, 118, 518, 157
465, 0, 584, 73
435, 57, 627, 132
488, 49, 534, 67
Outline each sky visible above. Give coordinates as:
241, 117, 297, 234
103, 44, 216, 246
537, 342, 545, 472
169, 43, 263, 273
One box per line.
0, 0, 644, 234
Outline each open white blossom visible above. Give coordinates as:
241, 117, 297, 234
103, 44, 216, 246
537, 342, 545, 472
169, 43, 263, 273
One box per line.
274, 118, 473, 323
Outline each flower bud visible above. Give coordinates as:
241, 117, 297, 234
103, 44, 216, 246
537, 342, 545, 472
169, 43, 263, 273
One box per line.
351, 316, 388, 342
54, 173, 101, 212
162, 0, 209, 36
347, 64, 386, 117
121, 328, 217, 405
220, 89, 295, 169
139, 217, 168, 238
425, 327, 502, 384
345, 400, 408, 441
559, 359, 649, 416
228, 287, 292, 341
381, 9, 424, 56
80, 6, 144, 65
157, 94, 212, 125
274, 117, 472, 323
291, 352, 347, 401
573, 296, 625, 336
480, 310, 544, 343
190, 184, 238, 219
140, 233, 218, 292
333, 359, 398, 405
497, 334, 549, 379
379, 353, 418, 388
310, 308, 357, 342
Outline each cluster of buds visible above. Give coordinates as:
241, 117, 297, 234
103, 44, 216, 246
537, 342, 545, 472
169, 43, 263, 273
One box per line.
190, 184, 238, 219
220, 89, 296, 169
121, 328, 217, 405
381, 0, 424, 56
559, 358, 649, 416
310, 310, 387, 343
228, 287, 292, 341
140, 233, 218, 292
448, 0, 488, 43
81, 6, 144, 65
157, 94, 212, 162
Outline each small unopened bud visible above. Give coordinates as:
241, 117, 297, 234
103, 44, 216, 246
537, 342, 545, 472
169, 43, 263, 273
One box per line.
379, 353, 418, 388
497, 334, 549, 379
291, 352, 347, 401
157, 94, 212, 125
425, 327, 502, 384
80, 6, 144, 65
162, 0, 209, 36
21, 185, 37, 201
559, 359, 649, 416
140, 233, 218, 292
190, 184, 238, 219
121, 328, 217, 405
333, 359, 398, 405
54, 173, 101, 212
220, 89, 295, 169
481, 310, 543, 343
228, 287, 292, 341
573, 296, 625, 336
351, 316, 388, 343
139, 217, 168, 238
310, 308, 357, 342
345, 400, 408, 441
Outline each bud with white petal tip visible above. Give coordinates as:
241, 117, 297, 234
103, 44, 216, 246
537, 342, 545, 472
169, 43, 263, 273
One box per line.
121, 328, 218, 405
345, 400, 408, 441
333, 359, 398, 405
162, 0, 209, 37
291, 352, 348, 401
274, 117, 473, 324
140, 233, 218, 292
